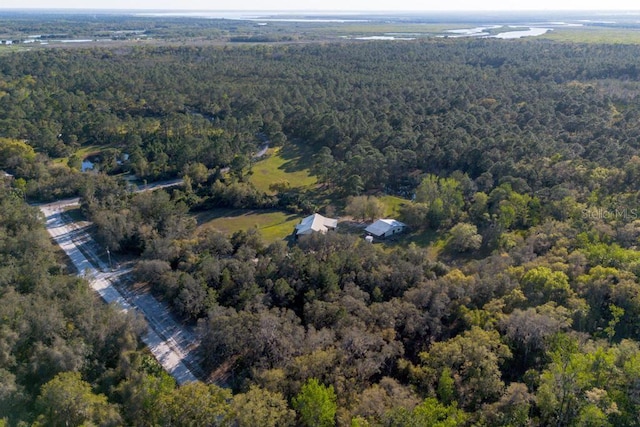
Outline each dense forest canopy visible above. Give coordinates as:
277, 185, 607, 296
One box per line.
4, 36, 640, 425
3, 40, 640, 198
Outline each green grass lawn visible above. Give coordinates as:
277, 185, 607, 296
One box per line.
196, 208, 302, 242
379, 195, 409, 218
51, 144, 111, 166
250, 142, 317, 194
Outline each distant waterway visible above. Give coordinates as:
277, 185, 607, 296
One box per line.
355, 36, 416, 40
446, 21, 585, 39
493, 27, 551, 39
446, 25, 501, 37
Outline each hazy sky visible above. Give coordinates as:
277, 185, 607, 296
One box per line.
2, 0, 640, 11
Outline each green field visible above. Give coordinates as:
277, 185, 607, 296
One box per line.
250, 142, 317, 194
379, 195, 409, 218
541, 27, 640, 44
196, 208, 302, 242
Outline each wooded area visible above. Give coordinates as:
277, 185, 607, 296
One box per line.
4, 37, 640, 425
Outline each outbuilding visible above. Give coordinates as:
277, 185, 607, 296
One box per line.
365, 219, 406, 239
295, 213, 338, 237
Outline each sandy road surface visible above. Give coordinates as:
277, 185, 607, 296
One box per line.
39, 195, 200, 385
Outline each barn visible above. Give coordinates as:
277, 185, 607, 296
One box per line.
295, 213, 338, 237
365, 219, 406, 239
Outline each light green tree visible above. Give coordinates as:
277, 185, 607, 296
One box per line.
520, 266, 573, 306
414, 174, 464, 228
385, 397, 468, 427
293, 378, 337, 427
537, 335, 619, 427
158, 382, 231, 427
35, 371, 121, 427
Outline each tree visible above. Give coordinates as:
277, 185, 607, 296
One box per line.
384, 397, 468, 427
158, 382, 231, 427
0, 137, 36, 172
447, 222, 482, 253
536, 334, 628, 426
481, 383, 533, 427
230, 154, 249, 180
345, 195, 385, 222
292, 378, 337, 427
344, 174, 364, 196
418, 327, 512, 410
312, 146, 335, 185
400, 202, 431, 229
116, 371, 176, 426
182, 162, 210, 185
230, 385, 295, 427
35, 372, 121, 427
520, 266, 573, 306
412, 174, 464, 229
67, 154, 82, 171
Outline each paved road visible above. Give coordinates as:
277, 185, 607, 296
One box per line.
39, 181, 203, 385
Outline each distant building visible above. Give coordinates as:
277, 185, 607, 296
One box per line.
295, 213, 338, 237
365, 219, 407, 239
0, 171, 14, 188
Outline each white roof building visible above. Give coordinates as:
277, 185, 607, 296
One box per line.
365, 219, 407, 238
295, 213, 338, 236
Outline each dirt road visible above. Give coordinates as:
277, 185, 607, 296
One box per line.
39, 188, 201, 385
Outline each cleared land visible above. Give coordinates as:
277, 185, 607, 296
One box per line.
541, 27, 640, 44
380, 195, 409, 217
249, 143, 317, 194
196, 209, 301, 242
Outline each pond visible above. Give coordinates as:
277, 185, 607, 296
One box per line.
81, 159, 95, 172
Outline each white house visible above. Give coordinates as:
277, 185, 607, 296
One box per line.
295, 213, 338, 237
365, 219, 406, 239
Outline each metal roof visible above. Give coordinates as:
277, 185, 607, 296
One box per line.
295, 213, 338, 235
365, 219, 406, 237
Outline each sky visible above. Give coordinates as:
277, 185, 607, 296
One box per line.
2, 0, 640, 11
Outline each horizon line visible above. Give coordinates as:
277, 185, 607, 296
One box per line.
2, 8, 640, 12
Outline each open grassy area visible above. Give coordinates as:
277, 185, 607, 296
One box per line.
301, 22, 460, 36
380, 195, 409, 218
541, 27, 640, 44
250, 142, 317, 194
51, 143, 111, 165
196, 208, 302, 242
0, 45, 30, 55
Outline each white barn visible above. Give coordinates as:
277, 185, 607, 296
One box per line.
295, 213, 338, 237
365, 219, 406, 239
